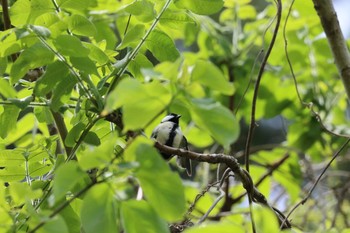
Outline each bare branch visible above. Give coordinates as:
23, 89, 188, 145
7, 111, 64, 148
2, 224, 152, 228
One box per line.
155, 142, 292, 229
312, 0, 350, 101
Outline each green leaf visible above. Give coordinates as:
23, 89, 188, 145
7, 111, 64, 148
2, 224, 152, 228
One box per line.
0, 78, 17, 98
83, 42, 110, 65
128, 53, 153, 80
255, 206, 280, 233
190, 99, 239, 148
185, 223, 245, 233
41, 215, 69, 233
65, 122, 86, 147
54, 35, 90, 57
59, 203, 81, 233
9, 0, 31, 26
51, 73, 77, 112
56, 0, 96, 12
0, 56, 7, 76
83, 132, 101, 146
79, 133, 117, 170
53, 161, 91, 203
29, 0, 54, 24
129, 139, 186, 221
34, 61, 70, 96
192, 60, 234, 95
117, 24, 145, 49
124, 0, 156, 22
10, 42, 55, 83
103, 79, 171, 131
68, 14, 97, 37
29, 25, 51, 38
81, 183, 119, 233
70, 56, 98, 75
145, 30, 180, 62
174, 0, 224, 15
121, 200, 169, 233
0, 105, 21, 139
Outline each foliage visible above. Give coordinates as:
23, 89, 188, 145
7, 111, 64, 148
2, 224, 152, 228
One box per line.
0, 0, 350, 232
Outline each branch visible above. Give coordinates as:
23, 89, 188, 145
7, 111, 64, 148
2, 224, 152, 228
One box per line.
244, 0, 282, 172
155, 142, 292, 229
312, 0, 350, 101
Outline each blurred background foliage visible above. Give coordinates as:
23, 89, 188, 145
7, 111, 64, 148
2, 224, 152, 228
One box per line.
1, 0, 350, 232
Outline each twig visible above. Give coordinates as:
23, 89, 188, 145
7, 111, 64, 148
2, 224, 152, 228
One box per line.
282, 138, 350, 228
244, 0, 282, 172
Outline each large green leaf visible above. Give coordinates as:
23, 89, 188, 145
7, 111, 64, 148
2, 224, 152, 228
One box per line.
174, 0, 224, 15
190, 99, 239, 148
191, 60, 234, 95
128, 138, 186, 221
10, 42, 55, 83
103, 79, 171, 131
121, 200, 169, 233
145, 30, 180, 62
81, 183, 119, 233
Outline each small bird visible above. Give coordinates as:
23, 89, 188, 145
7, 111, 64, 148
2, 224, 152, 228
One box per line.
151, 113, 192, 176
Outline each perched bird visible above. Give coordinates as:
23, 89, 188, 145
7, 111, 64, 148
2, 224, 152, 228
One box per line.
151, 113, 192, 176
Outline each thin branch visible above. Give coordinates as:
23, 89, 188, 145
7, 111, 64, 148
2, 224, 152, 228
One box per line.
283, 138, 350, 228
244, 0, 282, 172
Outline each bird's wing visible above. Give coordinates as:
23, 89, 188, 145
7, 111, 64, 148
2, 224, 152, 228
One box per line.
177, 136, 192, 176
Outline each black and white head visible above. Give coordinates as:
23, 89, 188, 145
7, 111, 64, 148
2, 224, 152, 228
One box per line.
161, 113, 181, 124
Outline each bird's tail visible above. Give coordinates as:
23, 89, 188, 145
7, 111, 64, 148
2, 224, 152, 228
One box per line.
176, 156, 192, 177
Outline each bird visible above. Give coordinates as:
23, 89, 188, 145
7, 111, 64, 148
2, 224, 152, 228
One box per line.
151, 113, 192, 176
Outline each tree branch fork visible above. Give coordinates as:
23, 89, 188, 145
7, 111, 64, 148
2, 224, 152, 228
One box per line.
154, 142, 292, 229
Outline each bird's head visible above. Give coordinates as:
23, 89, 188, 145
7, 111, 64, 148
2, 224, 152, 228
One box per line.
161, 113, 181, 124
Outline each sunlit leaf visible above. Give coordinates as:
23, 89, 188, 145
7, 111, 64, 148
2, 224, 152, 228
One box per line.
174, 0, 224, 15
191, 60, 234, 95
68, 14, 97, 37
190, 99, 239, 148
124, 0, 156, 22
